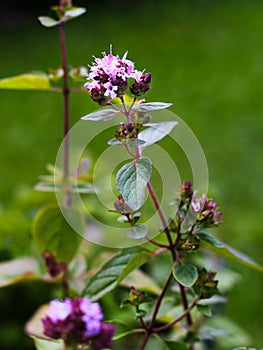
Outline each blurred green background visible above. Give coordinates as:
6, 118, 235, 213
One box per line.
0, 0, 263, 349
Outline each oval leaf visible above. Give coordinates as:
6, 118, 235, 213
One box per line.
132, 102, 173, 113
38, 16, 60, 28
199, 231, 263, 272
81, 108, 120, 121
108, 138, 145, 146
32, 205, 84, 263
116, 157, 152, 211
127, 224, 148, 239
173, 261, 198, 287
0, 73, 50, 90
83, 247, 151, 300
65, 7, 86, 19
138, 121, 178, 148
0, 257, 40, 288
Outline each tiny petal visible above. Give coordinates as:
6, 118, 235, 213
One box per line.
47, 299, 72, 322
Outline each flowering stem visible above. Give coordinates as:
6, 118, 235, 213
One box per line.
139, 270, 174, 350
59, 20, 71, 207
146, 182, 176, 261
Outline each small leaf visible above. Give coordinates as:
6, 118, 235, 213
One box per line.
35, 182, 59, 192
32, 205, 84, 263
31, 336, 64, 350
0, 73, 51, 90
132, 101, 173, 113
83, 247, 151, 300
38, 16, 60, 28
199, 231, 263, 271
138, 121, 178, 147
163, 340, 188, 350
81, 108, 120, 121
173, 261, 198, 287
197, 304, 213, 317
108, 138, 146, 146
116, 157, 152, 211
127, 224, 148, 239
64, 7, 86, 19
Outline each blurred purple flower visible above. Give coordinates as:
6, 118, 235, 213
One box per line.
42, 296, 115, 349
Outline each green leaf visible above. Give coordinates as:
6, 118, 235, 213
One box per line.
199, 231, 263, 271
32, 205, 84, 263
81, 108, 120, 121
163, 340, 188, 350
173, 261, 198, 287
232, 348, 257, 350
31, 336, 64, 350
127, 224, 148, 239
38, 16, 60, 28
0, 257, 40, 288
132, 102, 173, 113
116, 157, 152, 211
83, 247, 152, 300
197, 304, 213, 317
138, 121, 178, 147
0, 73, 51, 90
108, 138, 146, 146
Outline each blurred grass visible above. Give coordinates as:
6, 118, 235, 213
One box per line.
0, 0, 263, 348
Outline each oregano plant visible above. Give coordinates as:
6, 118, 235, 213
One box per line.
0, 1, 262, 350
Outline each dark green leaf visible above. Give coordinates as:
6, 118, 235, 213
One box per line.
32, 205, 84, 263
138, 121, 178, 147
116, 157, 152, 211
83, 247, 151, 300
132, 102, 173, 113
0, 73, 51, 90
38, 16, 60, 27
199, 231, 263, 271
163, 340, 188, 350
81, 108, 120, 121
127, 224, 148, 239
173, 261, 198, 287
197, 304, 213, 317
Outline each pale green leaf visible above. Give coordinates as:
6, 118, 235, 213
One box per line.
108, 138, 145, 146
81, 108, 120, 121
0, 257, 40, 288
38, 16, 60, 27
32, 205, 84, 263
173, 261, 198, 287
199, 231, 263, 271
116, 157, 152, 211
138, 121, 178, 147
0, 73, 50, 90
31, 337, 64, 350
64, 7, 86, 19
127, 224, 148, 239
132, 101, 173, 113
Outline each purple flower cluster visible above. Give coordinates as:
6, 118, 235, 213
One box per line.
42, 297, 115, 349
192, 194, 222, 227
84, 48, 151, 105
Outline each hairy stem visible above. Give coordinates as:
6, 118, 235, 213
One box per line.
146, 182, 176, 261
